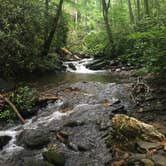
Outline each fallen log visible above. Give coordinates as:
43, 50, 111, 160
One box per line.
0, 94, 25, 124
38, 95, 62, 102
61, 48, 81, 60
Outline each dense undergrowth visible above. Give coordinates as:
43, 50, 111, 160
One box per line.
0, 86, 37, 122
0, 0, 68, 78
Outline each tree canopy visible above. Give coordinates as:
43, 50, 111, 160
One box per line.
0, 0, 165, 77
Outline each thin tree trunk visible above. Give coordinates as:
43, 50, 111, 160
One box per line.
42, 0, 64, 57
45, 0, 49, 41
144, 0, 150, 16
75, 0, 78, 29
137, 0, 141, 21
101, 0, 114, 55
128, 0, 135, 24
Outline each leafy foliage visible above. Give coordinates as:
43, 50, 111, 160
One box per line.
0, 0, 68, 77
121, 16, 166, 75
0, 86, 38, 122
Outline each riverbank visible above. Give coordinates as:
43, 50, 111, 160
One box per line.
0, 58, 166, 166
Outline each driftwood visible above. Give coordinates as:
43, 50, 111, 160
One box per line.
38, 95, 61, 102
0, 94, 25, 124
61, 48, 81, 60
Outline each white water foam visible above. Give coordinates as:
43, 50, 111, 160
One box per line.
64, 58, 105, 74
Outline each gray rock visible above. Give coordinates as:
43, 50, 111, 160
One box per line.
18, 128, 50, 148
68, 63, 76, 70
140, 159, 154, 166
136, 141, 162, 153
152, 154, 166, 166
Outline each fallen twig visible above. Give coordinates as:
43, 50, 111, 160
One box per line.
38, 95, 62, 102
0, 94, 25, 124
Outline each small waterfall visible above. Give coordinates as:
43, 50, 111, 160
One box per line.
64, 58, 104, 74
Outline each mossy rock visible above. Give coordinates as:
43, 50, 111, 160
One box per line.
42, 151, 65, 166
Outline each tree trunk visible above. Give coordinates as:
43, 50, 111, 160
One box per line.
45, 0, 49, 41
137, 0, 141, 21
144, 0, 150, 16
101, 0, 114, 56
42, 0, 64, 57
75, 0, 78, 29
128, 0, 134, 24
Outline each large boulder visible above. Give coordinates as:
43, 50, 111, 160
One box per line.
112, 114, 165, 141
18, 128, 50, 148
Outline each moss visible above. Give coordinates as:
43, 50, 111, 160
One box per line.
42, 150, 65, 166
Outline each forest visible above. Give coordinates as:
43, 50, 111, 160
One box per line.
0, 0, 166, 166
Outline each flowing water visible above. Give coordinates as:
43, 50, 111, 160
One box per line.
0, 58, 132, 165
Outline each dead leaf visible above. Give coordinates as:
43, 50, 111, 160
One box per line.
103, 100, 112, 107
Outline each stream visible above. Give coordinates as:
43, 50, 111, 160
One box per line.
0, 58, 146, 166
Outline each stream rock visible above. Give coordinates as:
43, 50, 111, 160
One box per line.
0, 135, 12, 149
136, 141, 162, 153
112, 114, 165, 141
18, 128, 50, 148
42, 151, 65, 166
25, 160, 54, 166
68, 63, 76, 70
152, 154, 166, 166
86, 59, 108, 70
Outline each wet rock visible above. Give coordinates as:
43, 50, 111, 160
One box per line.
64, 120, 85, 127
140, 159, 154, 166
112, 114, 165, 141
0, 135, 12, 149
98, 120, 112, 131
152, 154, 166, 166
18, 128, 50, 148
127, 160, 143, 166
24, 160, 54, 166
68, 142, 78, 151
77, 142, 91, 151
111, 104, 126, 114
136, 141, 162, 153
129, 153, 147, 161
68, 63, 76, 70
42, 151, 65, 166
115, 68, 121, 72
20, 107, 38, 119
86, 59, 108, 70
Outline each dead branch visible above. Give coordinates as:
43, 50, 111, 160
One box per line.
38, 95, 62, 102
0, 94, 25, 124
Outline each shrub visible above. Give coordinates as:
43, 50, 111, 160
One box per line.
0, 86, 38, 122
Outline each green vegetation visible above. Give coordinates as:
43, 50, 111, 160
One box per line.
0, 0, 67, 77
42, 150, 65, 166
0, 86, 37, 122
0, 0, 165, 76
66, 0, 166, 75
